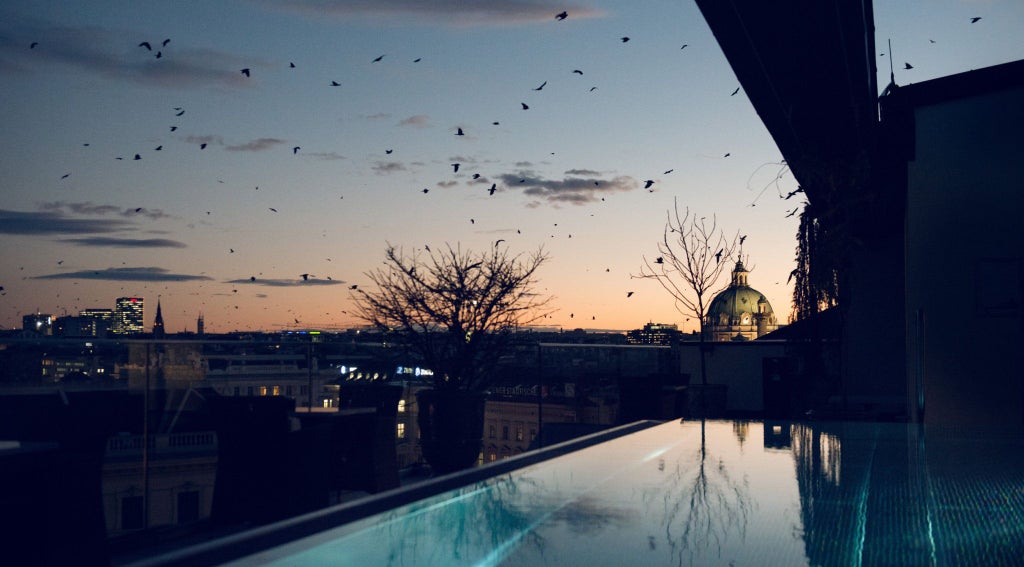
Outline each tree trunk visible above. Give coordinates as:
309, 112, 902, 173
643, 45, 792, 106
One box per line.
416, 389, 486, 474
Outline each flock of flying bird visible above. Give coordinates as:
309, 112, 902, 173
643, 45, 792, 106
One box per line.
15, 9, 990, 330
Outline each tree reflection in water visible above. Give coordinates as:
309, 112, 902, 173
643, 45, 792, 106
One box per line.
645, 419, 754, 566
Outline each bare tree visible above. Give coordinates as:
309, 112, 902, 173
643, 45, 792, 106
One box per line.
634, 198, 739, 385
352, 242, 553, 392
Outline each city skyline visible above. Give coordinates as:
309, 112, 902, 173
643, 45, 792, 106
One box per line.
2, 1, 1022, 334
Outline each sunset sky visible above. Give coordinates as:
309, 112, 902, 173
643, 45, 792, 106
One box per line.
2, 1, 1022, 334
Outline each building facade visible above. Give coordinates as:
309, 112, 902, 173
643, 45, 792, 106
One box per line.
115, 297, 145, 336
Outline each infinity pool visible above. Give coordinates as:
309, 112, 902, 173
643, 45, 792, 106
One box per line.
153, 420, 1024, 566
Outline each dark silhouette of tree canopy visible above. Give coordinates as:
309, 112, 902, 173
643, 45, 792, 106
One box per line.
634, 198, 739, 384
792, 199, 840, 320
352, 243, 553, 391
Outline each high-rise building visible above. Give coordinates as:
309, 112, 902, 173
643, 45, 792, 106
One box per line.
114, 297, 145, 336
22, 312, 53, 335
80, 308, 114, 337
197, 313, 204, 336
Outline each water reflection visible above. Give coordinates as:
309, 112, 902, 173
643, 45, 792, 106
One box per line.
225, 420, 1024, 566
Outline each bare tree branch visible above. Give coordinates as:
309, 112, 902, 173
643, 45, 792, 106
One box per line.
352, 243, 553, 391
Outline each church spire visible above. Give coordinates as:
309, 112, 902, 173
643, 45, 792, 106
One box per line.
153, 298, 165, 338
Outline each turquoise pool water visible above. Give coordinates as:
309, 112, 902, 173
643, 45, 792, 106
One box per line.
223, 420, 1024, 566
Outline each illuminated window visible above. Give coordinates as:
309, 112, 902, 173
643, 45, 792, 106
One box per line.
272, 385, 281, 396
397, 423, 406, 439
515, 425, 524, 442
397, 399, 406, 413
489, 451, 497, 462
323, 399, 331, 408
259, 386, 268, 396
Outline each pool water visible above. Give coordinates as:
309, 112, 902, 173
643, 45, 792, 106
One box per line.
225, 420, 1024, 566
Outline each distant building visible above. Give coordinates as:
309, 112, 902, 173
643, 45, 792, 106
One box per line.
705, 259, 778, 341
114, 297, 144, 336
22, 313, 53, 335
79, 308, 115, 337
626, 322, 682, 345
197, 313, 205, 336
152, 300, 165, 339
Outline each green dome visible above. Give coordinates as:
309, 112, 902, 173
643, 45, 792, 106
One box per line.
707, 286, 773, 326
705, 260, 776, 333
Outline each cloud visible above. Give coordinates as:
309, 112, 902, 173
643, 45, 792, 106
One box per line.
436, 180, 458, 188
225, 277, 346, 287
252, 0, 605, 26
224, 137, 287, 151
564, 168, 601, 176
59, 237, 187, 248
372, 161, 407, 174
33, 267, 213, 282
365, 112, 391, 120
398, 114, 430, 128
496, 172, 638, 205
0, 208, 130, 235
0, 15, 259, 89
305, 152, 346, 161
38, 201, 173, 220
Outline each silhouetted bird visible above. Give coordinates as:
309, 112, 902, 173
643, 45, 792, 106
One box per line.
289, 62, 296, 68
349, 284, 358, 290
621, 37, 630, 42
139, 41, 152, 50
739, 235, 747, 245
904, 62, 914, 70
230, 248, 234, 253
300, 273, 310, 281
521, 102, 529, 110
30, 42, 38, 49
330, 80, 340, 86
61, 174, 69, 179
489, 183, 496, 195
162, 38, 170, 47
250, 276, 256, 281
655, 257, 664, 264
644, 180, 654, 189
664, 169, 673, 174
627, 291, 634, 297
413, 58, 421, 62
452, 163, 460, 172
372, 54, 384, 63
723, 152, 731, 157
175, 109, 185, 116
456, 127, 465, 136
170, 126, 177, 131
293, 146, 300, 154
155, 51, 162, 59
134, 154, 141, 160
785, 207, 798, 218
573, 69, 583, 75
154, 145, 162, 151
731, 87, 740, 96
555, 11, 567, 20
534, 81, 546, 91
269, 207, 278, 212
971, 17, 982, 23
472, 173, 480, 179
589, 87, 597, 92
200, 143, 207, 149
241, 68, 250, 77
681, 44, 688, 49
470, 219, 475, 224
422, 188, 429, 193
715, 249, 723, 263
